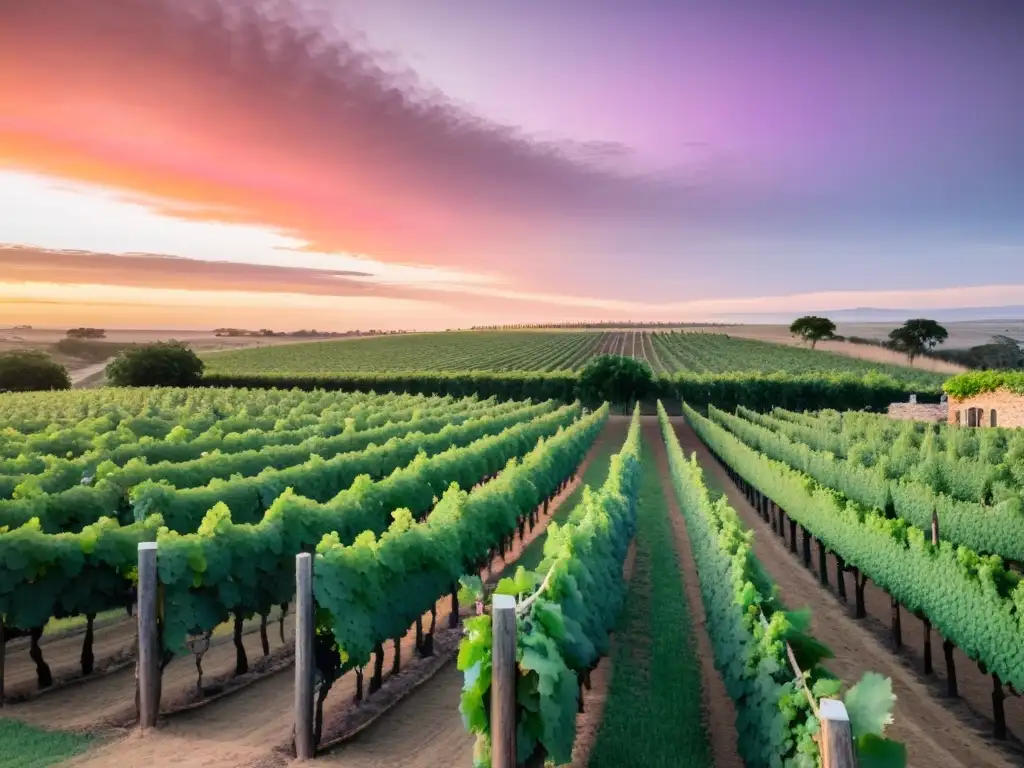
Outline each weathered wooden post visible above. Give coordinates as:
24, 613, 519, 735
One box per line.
294, 552, 315, 760
491, 594, 517, 768
819, 699, 856, 768
137, 541, 160, 730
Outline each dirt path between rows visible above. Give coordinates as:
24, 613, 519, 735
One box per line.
65, 418, 628, 768
6, 611, 292, 730
4, 614, 135, 697
672, 418, 1014, 768
645, 418, 743, 768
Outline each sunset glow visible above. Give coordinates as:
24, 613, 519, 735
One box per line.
2, 0, 1022, 330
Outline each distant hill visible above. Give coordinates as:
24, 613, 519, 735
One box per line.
723, 306, 1024, 324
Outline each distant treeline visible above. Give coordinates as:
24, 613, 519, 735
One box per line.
212, 328, 407, 338
840, 333, 1024, 370
469, 322, 728, 330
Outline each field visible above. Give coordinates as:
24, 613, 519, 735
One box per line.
0, 347, 1018, 767
205, 329, 948, 386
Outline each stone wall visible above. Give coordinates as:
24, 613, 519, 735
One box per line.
947, 390, 1024, 428
887, 402, 947, 422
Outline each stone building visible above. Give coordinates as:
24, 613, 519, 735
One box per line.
887, 393, 947, 423
947, 388, 1024, 428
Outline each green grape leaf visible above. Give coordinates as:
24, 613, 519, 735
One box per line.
844, 672, 896, 739
855, 734, 907, 768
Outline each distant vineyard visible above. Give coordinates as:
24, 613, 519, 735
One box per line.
205, 329, 947, 388
204, 331, 605, 374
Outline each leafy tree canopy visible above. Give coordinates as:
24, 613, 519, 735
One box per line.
106, 341, 204, 387
576, 354, 654, 411
888, 319, 948, 362
0, 350, 71, 392
789, 316, 837, 348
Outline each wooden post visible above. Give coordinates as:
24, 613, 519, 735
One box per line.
818, 541, 829, 586
819, 699, 856, 768
491, 594, 517, 768
137, 542, 159, 730
802, 528, 812, 569
789, 519, 798, 554
294, 552, 315, 760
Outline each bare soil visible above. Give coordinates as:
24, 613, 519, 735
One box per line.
645, 418, 743, 768
673, 418, 1019, 768
55, 419, 626, 768
5, 612, 294, 731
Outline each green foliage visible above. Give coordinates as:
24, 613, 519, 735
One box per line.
311, 402, 610, 717
576, 354, 654, 410
944, 369, 1024, 399
685, 402, 1024, 691
106, 341, 204, 387
589, 429, 712, 767
459, 406, 642, 765
713, 405, 1024, 561
0, 389, 587, 638
0, 350, 71, 392
887, 319, 948, 361
789, 316, 837, 348
0, 718, 95, 768
660, 402, 905, 767
0, 392, 526, 532
204, 369, 944, 413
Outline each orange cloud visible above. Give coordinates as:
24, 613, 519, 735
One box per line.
0, 0, 687, 283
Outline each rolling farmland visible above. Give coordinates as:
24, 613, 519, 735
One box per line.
206, 329, 947, 386
0, 356, 1018, 768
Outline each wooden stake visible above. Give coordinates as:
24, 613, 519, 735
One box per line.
802, 528, 812, 569
294, 552, 315, 760
818, 541, 829, 586
789, 518, 798, 554
137, 542, 159, 730
819, 699, 857, 768
491, 594, 517, 768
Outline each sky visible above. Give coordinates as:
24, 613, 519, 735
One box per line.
1, 0, 1023, 331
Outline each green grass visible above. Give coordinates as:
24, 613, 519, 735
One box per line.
0, 719, 94, 768
499, 426, 624, 577
588, 432, 712, 768
43, 608, 123, 636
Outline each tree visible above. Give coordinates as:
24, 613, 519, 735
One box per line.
66, 327, 106, 339
887, 319, 948, 362
576, 355, 654, 412
789, 316, 837, 349
106, 341, 204, 387
0, 350, 71, 392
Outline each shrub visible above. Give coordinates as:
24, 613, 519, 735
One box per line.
106, 341, 204, 387
576, 354, 654, 411
0, 350, 71, 392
